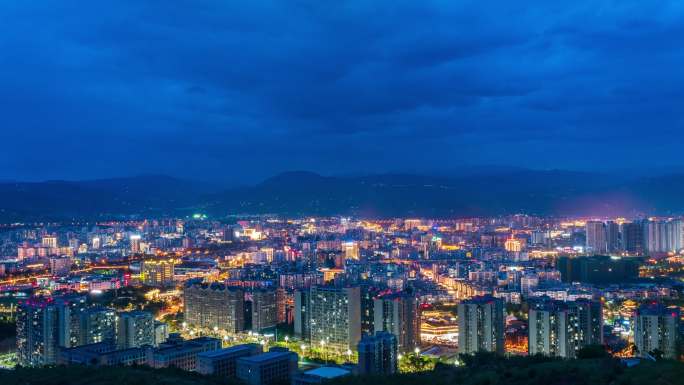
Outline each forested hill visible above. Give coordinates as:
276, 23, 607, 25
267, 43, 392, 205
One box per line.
4, 170, 684, 221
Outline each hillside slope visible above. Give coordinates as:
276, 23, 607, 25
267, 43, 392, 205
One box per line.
3, 356, 683, 385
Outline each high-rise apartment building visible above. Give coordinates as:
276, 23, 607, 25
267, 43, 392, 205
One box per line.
141, 259, 175, 287
357, 332, 398, 376
306, 286, 361, 350
634, 302, 680, 360
130, 235, 141, 253
605, 221, 620, 253
16, 294, 88, 366
42, 235, 58, 248
56, 295, 88, 349
184, 281, 245, 333
644, 219, 683, 254
360, 284, 380, 335
457, 296, 504, 355
249, 288, 278, 333
293, 290, 310, 340
621, 221, 645, 255
585, 221, 607, 254
373, 292, 420, 353
343, 241, 360, 260
116, 311, 155, 349
16, 297, 60, 366
79, 306, 116, 345
528, 298, 603, 358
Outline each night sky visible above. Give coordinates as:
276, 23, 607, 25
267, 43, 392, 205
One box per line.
2, 1, 683, 183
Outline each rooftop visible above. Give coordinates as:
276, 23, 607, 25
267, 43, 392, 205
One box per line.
239, 350, 296, 363
304, 367, 350, 379
197, 344, 260, 358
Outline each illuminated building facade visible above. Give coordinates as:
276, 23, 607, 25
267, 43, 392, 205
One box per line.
116, 311, 155, 349
184, 281, 245, 332
504, 238, 523, 252
357, 332, 398, 376
373, 292, 420, 353
17, 298, 60, 366
79, 306, 116, 345
42, 235, 58, 248
644, 219, 683, 254
306, 286, 361, 350
249, 288, 278, 333
130, 235, 141, 253
585, 221, 607, 254
528, 298, 603, 358
457, 296, 504, 355
343, 241, 360, 260
293, 290, 311, 340
634, 303, 680, 360
141, 259, 175, 287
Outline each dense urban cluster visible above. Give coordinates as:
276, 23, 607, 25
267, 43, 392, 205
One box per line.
0, 215, 682, 384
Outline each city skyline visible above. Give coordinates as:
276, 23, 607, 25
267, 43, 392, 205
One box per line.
2, 1, 684, 381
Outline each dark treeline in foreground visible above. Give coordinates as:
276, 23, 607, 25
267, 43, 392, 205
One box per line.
4, 353, 684, 385
2, 365, 237, 385
333, 353, 684, 385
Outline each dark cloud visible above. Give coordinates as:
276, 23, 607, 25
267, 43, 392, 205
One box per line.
1, 1, 683, 182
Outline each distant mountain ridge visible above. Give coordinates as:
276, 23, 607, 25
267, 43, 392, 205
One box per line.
0, 175, 212, 222
209, 170, 644, 218
1, 170, 684, 221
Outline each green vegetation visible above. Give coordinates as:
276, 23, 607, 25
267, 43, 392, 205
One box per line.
0, 320, 15, 340
2, 354, 684, 385
88, 286, 167, 315
333, 353, 684, 385
506, 302, 529, 320
0, 320, 15, 353
3, 365, 239, 385
0, 352, 16, 369
398, 352, 437, 373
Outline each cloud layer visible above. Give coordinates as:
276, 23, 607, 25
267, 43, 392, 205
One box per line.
1, 1, 683, 182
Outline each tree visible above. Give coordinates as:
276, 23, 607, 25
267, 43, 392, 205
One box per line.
576, 345, 608, 359
648, 349, 665, 361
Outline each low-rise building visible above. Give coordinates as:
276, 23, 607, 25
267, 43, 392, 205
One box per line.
197, 343, 262, 377
58, 342, 147, 366
236, 348, 298, 385
292, 366, 351, 385
146, 336, 221, 371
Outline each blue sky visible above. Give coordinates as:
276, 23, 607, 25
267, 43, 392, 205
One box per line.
1, 1, 683, 182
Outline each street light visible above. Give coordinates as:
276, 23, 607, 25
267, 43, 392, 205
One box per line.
320, 340, 326, 361
414, 347, 420, 354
